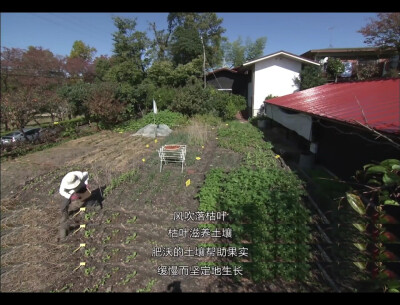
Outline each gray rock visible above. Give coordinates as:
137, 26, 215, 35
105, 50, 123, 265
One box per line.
132, 124, 173, 138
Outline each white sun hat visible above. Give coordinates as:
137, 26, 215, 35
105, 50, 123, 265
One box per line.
61, 171, 88, 191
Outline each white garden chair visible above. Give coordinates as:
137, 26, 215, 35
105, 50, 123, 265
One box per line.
158, 144, 187, 173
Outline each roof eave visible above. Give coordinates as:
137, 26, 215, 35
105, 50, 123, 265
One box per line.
243, 51, 319, 67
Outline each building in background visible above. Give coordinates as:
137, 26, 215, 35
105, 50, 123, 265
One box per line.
206, 67, 249, 98
237, 51, 320, 117
301, 47, 399, 81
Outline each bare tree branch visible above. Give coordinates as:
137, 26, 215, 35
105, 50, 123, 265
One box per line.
355, 96, 369, 125
353, 95, 400, 149
353, 120, 400, 149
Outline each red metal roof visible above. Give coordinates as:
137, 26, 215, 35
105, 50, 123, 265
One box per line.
264, 78, 400, 134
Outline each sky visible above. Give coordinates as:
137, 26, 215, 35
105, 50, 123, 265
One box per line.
1, 12, 378, 60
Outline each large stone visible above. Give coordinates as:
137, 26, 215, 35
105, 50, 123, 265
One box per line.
132, 124, 173, 138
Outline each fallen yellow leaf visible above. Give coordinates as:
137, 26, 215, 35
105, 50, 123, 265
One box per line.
196, 157, 201, 160
186, 179, 191, 187
142, 158, 146, 162
146, 144, 149, 148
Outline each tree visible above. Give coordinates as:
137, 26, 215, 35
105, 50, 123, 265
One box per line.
172, 57, 203, 87
2, 46, 65, 90
85, 82, 126, 128
36, 88, 69, 123
167, 13, 225, 68
93, 55, 113, 82
358, 13, 400, 54
64, 57, 89, 82
57, 82, 92, 118
169, 26, 203, 66
149, 21, 173, 61
107, 16, 151, 87
294, 65, 327, 90
66, 41, 97, 83
1, 47, 24, 93
223, 36, 267, 67
146, 60, 175, 87
1, 88, 42, 136
1, 46, 66, 129
112, 16, 151, 75
105, 61, 144, 86
0, 94, 14, 131
326, 57, 345, 83
69, 40, 97, 62
223, 37, 246, 67
245, 37, 267, 63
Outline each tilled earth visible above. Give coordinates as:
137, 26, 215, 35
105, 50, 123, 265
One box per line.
1, 129, 248, 292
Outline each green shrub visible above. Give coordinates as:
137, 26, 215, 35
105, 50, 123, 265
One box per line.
168, 81, 209, 116
152, 86, 177, 111
327, 58, 345, 82
207, 89, 246, 120
357, 63, 380, 80
294, 65, 327, 91
197, 166, 311, 282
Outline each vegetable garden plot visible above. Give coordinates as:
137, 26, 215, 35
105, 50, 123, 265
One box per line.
1, 121, 337, 292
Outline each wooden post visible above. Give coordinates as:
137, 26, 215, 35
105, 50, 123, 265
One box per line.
200, 36, 206, 89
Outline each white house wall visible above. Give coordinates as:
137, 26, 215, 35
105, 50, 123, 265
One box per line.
253, 56, 302, 116
265, 104, 312, 141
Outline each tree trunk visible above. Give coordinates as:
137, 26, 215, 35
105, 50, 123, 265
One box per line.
4, 118, 9, 131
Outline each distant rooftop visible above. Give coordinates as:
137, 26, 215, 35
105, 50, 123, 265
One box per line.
301, 47, 397, 58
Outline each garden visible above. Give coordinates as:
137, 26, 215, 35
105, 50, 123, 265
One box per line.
1, 112, 338, 292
